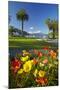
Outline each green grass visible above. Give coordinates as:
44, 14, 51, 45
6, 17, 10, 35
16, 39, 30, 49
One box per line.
9, 36, 58, 50
9, 36, 38, 39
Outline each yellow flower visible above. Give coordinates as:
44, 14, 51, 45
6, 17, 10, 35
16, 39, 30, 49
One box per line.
33, 69, 38, 77
23, 60, 32, 72
17, 69, 23, 74
21, 56, 29, 62
22, 50, 30, 56
30, 60, 34, 63
39, 63, 44, 67
38, 70, 46, 77
22, 50, 26, 53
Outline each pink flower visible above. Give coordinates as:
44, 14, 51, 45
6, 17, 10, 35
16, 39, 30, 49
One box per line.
33, 49, 38, 55
43, 59, 48, 64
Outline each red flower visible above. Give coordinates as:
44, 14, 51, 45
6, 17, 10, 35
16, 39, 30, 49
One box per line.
43, 46, 49, 50
10, 58, 21, 73
33, 50, 43, 57
38, 51, 42, 57
36, 77, 48, 85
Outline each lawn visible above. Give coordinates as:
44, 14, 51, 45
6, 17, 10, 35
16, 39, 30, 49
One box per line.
9, 36, 58, 50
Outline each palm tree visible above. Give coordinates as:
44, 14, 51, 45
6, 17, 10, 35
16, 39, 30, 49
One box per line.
52, 20, 58, 39
45, 18, 58, 39
16, 9, 29, 36
45, 18, 52, 38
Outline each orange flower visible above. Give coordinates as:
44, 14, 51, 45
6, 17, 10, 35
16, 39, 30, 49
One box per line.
49, 50, 54, 56
38, 51, 42, 57
33, 58, 38, 65
49, 50, 57, 59
36, 77, 48, 85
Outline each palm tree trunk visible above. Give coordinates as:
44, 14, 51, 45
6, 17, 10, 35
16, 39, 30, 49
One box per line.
53, 29, 55, 39
48, 30, 50, 39
21, 20, 23, 36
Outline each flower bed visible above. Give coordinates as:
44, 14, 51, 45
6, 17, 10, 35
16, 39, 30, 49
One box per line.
9, 47, 58, 88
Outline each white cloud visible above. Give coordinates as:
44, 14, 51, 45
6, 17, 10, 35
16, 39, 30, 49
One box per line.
29, 26, 41, 33
28, 31, 33, 33
30, 26, 34, 30
29, 30, 41, 34
35, 30, 41, 33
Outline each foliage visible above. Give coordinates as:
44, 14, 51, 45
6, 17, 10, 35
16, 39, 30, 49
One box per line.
16, 9, 29, 36
45, 18, 58, 39
9, 26, 29, 37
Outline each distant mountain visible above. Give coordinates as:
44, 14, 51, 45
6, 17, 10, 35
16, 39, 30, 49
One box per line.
9, 26, 29, 36
9, 26, 48, 38
31, 32, 48, 38
13, 28, 29, 35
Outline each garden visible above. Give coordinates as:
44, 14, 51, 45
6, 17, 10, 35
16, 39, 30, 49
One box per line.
9, 45, 58, 88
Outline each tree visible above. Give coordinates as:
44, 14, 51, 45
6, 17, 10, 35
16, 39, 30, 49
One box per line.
16, 9, 29, 36
8, 15, 11, 25
45, 18, 52, 38
45, 18, 58, 39
52, 20, 58, 39
9, 26, 14, 36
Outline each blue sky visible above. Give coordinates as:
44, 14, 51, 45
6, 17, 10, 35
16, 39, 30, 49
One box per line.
8, 1, 58, 34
